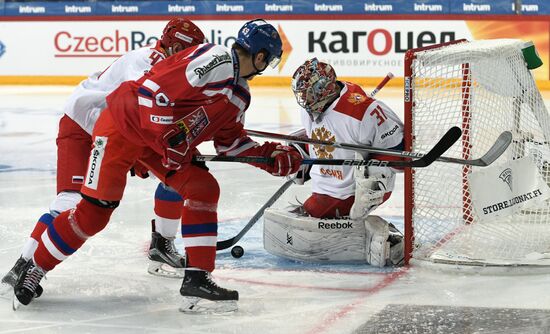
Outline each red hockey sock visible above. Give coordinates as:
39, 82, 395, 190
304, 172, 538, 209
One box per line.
33, 200, 115, 271
29, 213, 54, 241
182, 203, 217, 272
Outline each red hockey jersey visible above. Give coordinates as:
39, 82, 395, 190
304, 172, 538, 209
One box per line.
106, 43, 259, 159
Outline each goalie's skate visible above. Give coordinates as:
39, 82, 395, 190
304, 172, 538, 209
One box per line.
147, 227, 185, 279
1, 257, 43, 299
179, 269, 238, 314
13, 259, 45, 310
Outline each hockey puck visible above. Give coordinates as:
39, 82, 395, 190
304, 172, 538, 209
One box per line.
231, 246, 244, 258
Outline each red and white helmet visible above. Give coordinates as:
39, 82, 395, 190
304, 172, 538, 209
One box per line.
160, 18, 205, 55
291, 58, 338, 121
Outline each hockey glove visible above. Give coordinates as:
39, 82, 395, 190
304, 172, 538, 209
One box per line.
283, 128, 310, 183
130, 160, 150, 179
159, 126, 190, 171
266, 145, 303, 177
287, 142, 311, 185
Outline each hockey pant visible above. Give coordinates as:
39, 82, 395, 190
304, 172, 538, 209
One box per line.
33, 108, 217, 272
303, 193, 355, 218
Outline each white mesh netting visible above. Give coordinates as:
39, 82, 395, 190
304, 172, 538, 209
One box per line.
407, 39, 550, 266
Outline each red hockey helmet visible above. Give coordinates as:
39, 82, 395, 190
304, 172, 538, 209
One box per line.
291, 58, 338, 121
160, 18, 205, 55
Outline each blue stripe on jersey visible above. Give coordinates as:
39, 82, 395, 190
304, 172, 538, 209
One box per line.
181, 223, 218, 236
204, 78, 234, 90
155, 183, 183, 202
189, 43, 215, 60
44, 217, 76, 255
233, 84, 251, 106
138, 87, 153, 97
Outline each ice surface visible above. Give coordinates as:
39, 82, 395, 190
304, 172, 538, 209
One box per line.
0, 86, 549, 334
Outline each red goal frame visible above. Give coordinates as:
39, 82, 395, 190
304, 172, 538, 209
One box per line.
403, 39, 470, 265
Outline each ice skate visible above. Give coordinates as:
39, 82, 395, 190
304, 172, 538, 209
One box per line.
13, 259, 46, 310
179, 269, 238, 314
1, 257, 43, 299
147, 221, 186, 278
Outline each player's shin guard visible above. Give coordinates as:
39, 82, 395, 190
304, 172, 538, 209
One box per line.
181, 200, 217, 272
33, 199, 115, 271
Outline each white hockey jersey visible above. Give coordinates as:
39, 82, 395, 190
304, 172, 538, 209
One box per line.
63, 41, 166, 135
301, 81, 404, 199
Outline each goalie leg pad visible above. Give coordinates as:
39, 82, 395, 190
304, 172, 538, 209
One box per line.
264, 209, 402, 266
364, 216, 390, 268
264, 208, 367, 263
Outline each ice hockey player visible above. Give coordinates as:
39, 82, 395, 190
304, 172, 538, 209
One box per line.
264, 58, 404, 267
12, 19, 302, 313
0, 18, 206, 296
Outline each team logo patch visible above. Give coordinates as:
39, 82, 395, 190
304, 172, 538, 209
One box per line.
150, 115, 173, 124
311, 127, 335, 159
175, 106, 210, 141
85, 136, 107, 191
347, 92, 366, 105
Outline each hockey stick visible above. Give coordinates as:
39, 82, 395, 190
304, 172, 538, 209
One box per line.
213, 127, 460, 251
195, 126, 462, 168
194, 155, 421, 168
370, 72, 394, 97
244, 128, 512, 167
216, 177, 295, 250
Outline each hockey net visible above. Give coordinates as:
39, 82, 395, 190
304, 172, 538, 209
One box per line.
404, 39, 550, 266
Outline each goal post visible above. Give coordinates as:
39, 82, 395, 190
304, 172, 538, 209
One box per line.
404, 39, 550, 266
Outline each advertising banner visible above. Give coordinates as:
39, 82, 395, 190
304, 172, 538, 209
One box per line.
4, 0, 550, 16
0, 19, 547, 80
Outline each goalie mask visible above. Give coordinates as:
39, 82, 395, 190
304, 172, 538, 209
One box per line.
161, 18, 205, 56
291, 58, 338, 122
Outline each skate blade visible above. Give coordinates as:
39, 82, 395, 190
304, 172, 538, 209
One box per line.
12, 295, 22, 311
179, 297, 238, 314
147, 262, 184, 279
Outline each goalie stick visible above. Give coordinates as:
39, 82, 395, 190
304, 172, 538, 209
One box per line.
195, 126, 461, 168
216, 177, 295, 250
244, 128, 512, 167
370, 72, 394, 97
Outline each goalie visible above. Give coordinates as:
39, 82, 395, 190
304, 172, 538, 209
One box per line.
264, 58, 404, 267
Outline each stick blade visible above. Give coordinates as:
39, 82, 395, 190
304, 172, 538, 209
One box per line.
477, 131, 513, 166
412, 126, 462, 167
